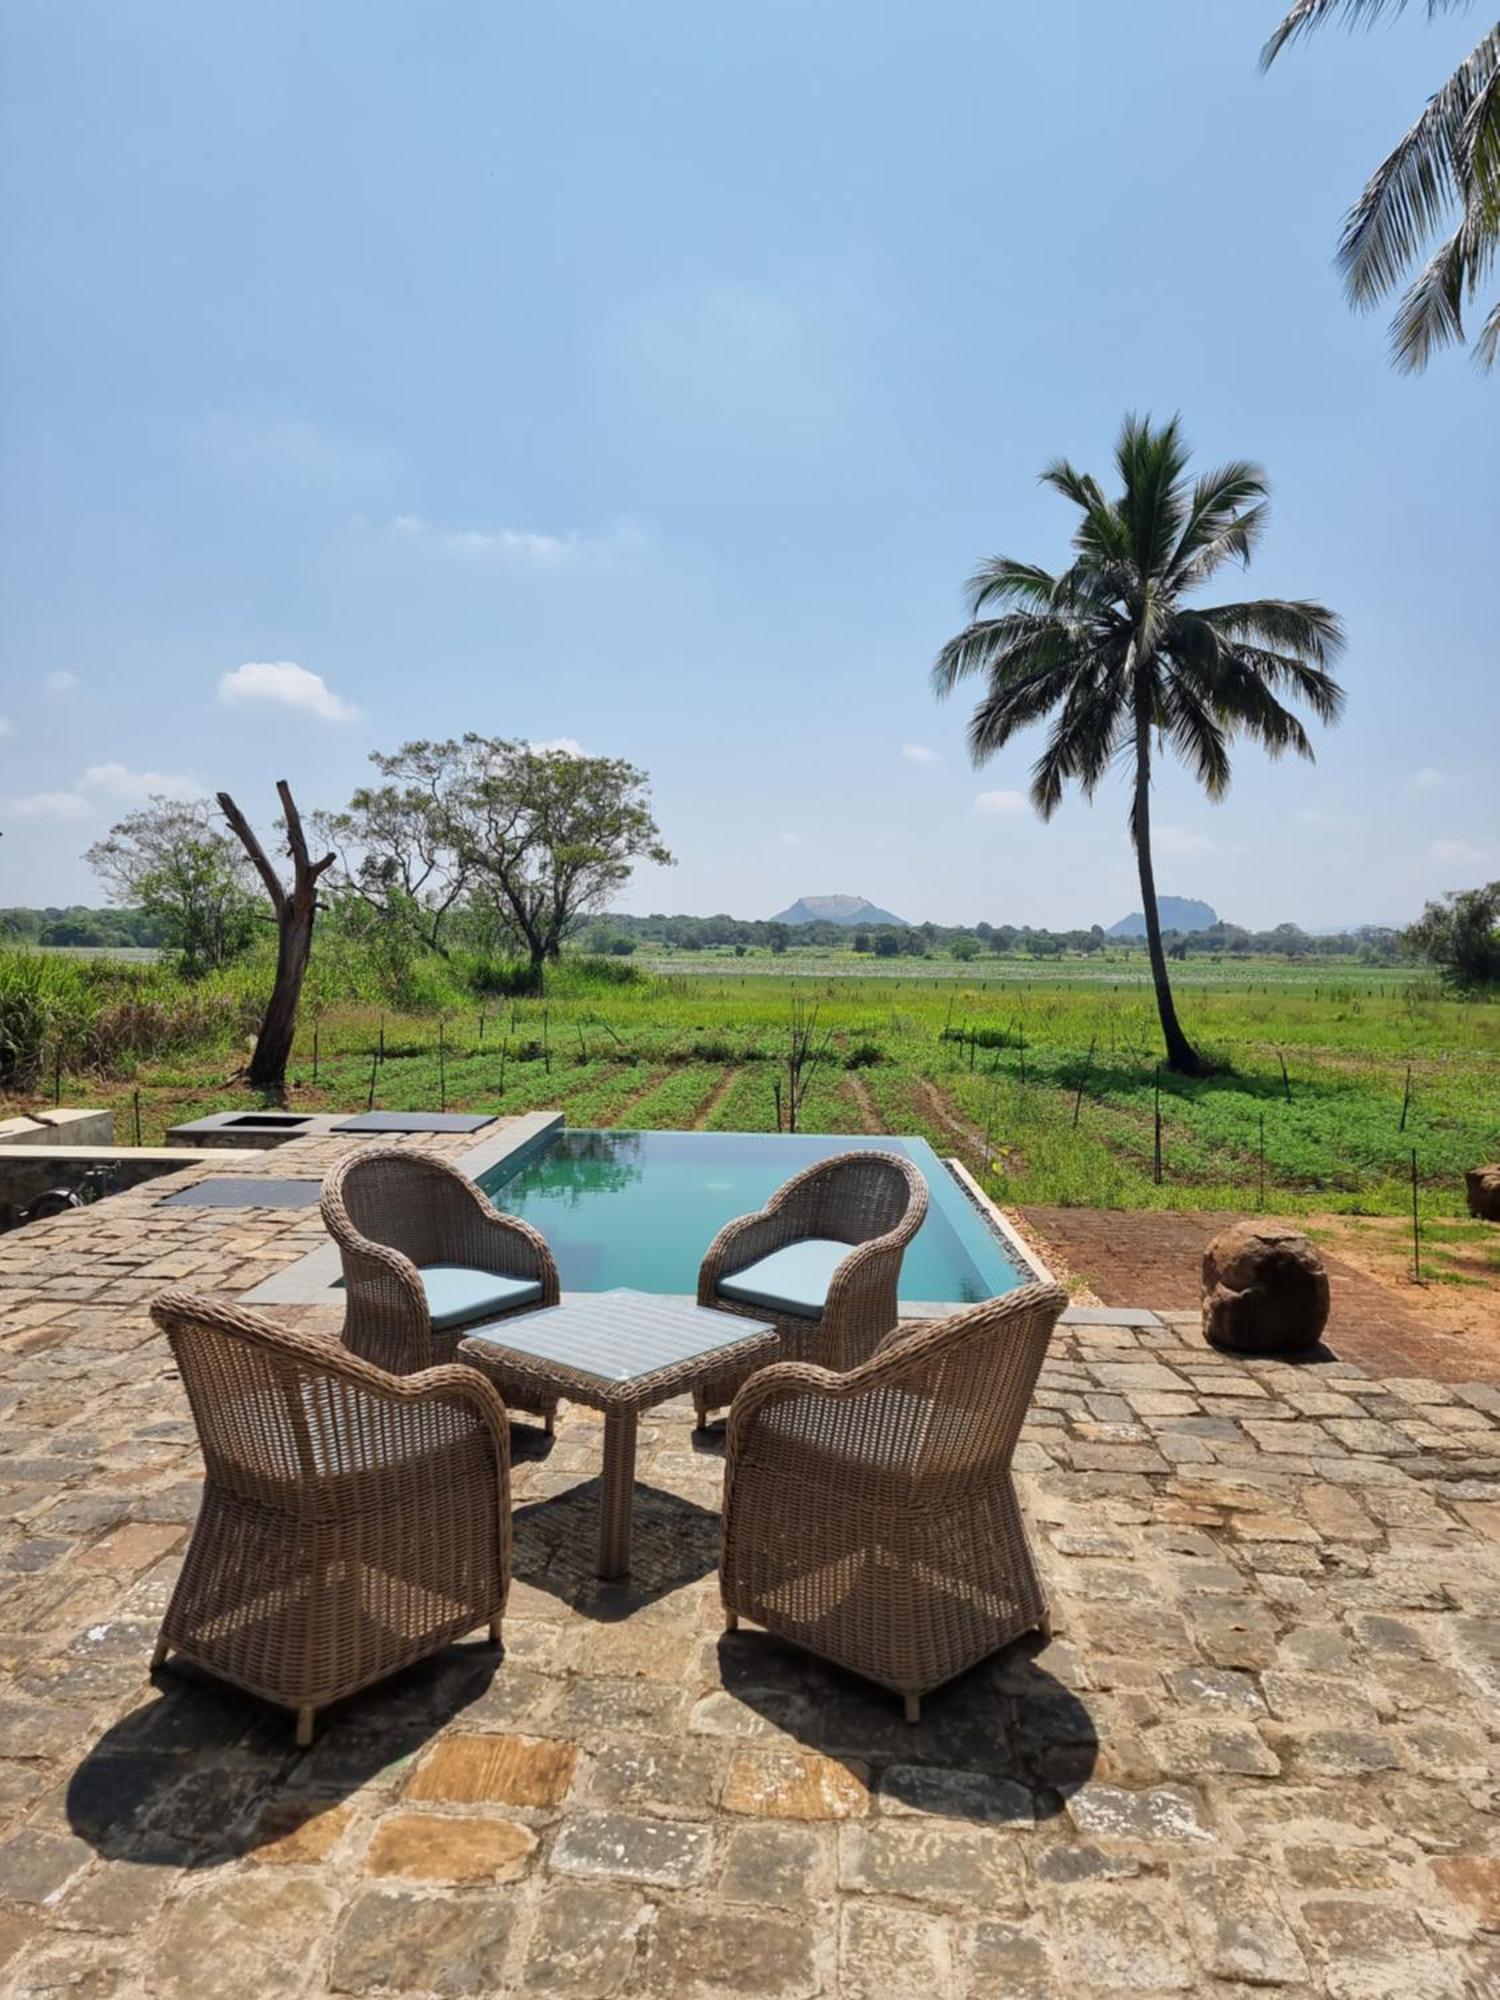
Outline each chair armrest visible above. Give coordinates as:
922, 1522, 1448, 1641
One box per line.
336, 1237, 435, 1374
455, 1204, 561, 1303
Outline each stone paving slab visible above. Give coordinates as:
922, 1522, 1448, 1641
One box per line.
0, 1129, 1495, 1996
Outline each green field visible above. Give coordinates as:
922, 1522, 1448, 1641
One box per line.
10, 947, 1497, 1222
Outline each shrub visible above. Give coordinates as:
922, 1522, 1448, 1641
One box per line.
844, 1040, 885, 1068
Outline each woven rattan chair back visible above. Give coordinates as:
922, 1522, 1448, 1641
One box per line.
328, 1148, 457, 1268
721, 1279, 1068, 1716
150, 1289, 512, 1745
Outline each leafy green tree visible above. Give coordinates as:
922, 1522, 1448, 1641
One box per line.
317, 742, 475, 956
454, 737, 673, 976
1262, 0, 1500, 370
1404, 880, 1500, 988
86, 799, 258, 975
933, 414, 1346, 1073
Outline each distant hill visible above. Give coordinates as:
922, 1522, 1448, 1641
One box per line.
1107, 897, 1218, 938
772, 894, 909, 928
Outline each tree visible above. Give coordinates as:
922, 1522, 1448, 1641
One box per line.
218, 782, 335, 1092
454, 738, 672, 977
317, 742, 475, 956
86, 798, 257, 975
932, 414, 1346, 1074
1404, 880, 1500, 987
1262, 0, 1500, 370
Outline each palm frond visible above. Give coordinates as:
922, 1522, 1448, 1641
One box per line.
1336, 27, 1499, 308
1476, 295, 1500, 364
1194, 598, 1347, 671
963, 557, 1060, 615
1115, 414, 1190, 577
1159, 679, 1233, 797
1388, 199, 1496, 368
1170, 462, 1269, 586
1262, 0, 1470, 69
1027, 664, 1129, 815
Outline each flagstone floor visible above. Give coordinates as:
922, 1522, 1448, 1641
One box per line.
0, 1125, 1497, 1998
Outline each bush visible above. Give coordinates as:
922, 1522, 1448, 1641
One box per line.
843, 1040, 885, 1068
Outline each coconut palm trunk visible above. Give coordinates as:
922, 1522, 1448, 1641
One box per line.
1131, 694, 1202, 1075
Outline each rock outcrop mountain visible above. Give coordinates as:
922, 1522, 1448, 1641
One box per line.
1107, 897, 1219, 937
771, 895, 909, 928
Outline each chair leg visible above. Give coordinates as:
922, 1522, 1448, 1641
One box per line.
724, 1610, 739, 1633
543, 1408, 556, 1437
295, 1706, 315, 1749
488, 1616, 504, 1645
149, 1638, 170, 1672
903, 1692, 921, 1725
1037, 1609, 1053, 1642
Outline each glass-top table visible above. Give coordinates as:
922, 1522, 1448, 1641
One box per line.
458, 1290, 777, 1580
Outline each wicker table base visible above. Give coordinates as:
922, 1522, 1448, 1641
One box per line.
458, 1291, 777, 1580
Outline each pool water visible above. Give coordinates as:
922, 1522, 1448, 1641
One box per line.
478, 1129, 1030, 1305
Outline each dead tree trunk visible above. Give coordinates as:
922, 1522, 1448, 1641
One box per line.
219, 781, 334, 1094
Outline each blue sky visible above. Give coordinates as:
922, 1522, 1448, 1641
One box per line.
1, 0, 1495, 930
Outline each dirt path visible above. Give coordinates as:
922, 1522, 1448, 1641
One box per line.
693, 1067, 742, 1129
911, 1080, 988, 1166
1019, 1203, 1500, 1382
596, 1067, 671, 1128
842, 1073, 886, 1135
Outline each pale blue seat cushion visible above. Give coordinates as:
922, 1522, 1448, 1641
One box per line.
718, 1239, 850, 1319
419, 1264, 543, 1330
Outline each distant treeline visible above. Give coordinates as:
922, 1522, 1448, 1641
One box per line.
580, 911, 1404, 962
1, 905, 169, 948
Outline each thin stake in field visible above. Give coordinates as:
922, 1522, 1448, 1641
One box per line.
438, 1018, 447, 1113
1153, 1065, 1163, 1185
1410, 1148, 1423, 1285
133, 1089, 142, 1148
1258, 1111, 1266, 1210
366, 1052, 379, 1111
1072, 1037, 1096, 1129
1398, 1062, 1412, 1133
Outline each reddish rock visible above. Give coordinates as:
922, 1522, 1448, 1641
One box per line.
1202, 1223, 1329, 1356
1465, 1166, 1500, 1221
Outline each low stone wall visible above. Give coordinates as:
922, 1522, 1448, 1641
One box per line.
0, 1144, 262, 1228
0, 1107, 115, 1148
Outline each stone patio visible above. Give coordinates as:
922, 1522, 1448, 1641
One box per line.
0, 1122, 1497, 1998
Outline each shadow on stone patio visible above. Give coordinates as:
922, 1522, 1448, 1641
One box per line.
511, 1481, 721, 1612
65, 1640, 503, 1867
712, 1627, 1097, 1821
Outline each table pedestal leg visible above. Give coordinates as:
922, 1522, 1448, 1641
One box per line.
598, 1406, 638, 1580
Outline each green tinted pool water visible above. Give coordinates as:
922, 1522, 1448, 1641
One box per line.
478, 1129, 1030, 1304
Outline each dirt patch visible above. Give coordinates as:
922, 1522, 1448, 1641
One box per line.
1019, 1203, 1500, 1383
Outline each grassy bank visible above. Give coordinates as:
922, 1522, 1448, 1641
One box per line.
4, 940, 1496, 1222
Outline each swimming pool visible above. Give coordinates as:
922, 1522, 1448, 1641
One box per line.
477, 1129, 1032, 1306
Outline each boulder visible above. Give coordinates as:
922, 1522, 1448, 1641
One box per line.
1465, 1167, 1500, 1222
1202, 1221, 1330, 1356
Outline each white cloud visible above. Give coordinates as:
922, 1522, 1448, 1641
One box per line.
6, 762, 204, 822
1410, 766, 1445, 792
1154, 824, 1214, 857
81, 762, 204, 805
776, 831, 804, 849
391, 514, 644, 569
901, 743, 939, 765
9, 789, 91, 820
46, 670, 78, 695
219, 661, 358, 723
1429, 837, 1497, 871
1296, 808, 1363, 832
974, 790, 1027, 816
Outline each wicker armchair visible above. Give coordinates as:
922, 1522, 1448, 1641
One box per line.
720, 1280, 1067, 1720
148, 1289, 512, 1747
694, 1150, 928, 1425
322, 1147, 560, 1427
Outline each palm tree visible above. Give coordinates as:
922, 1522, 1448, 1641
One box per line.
1262, 0, 1500, 371
933, 415, 1346, 1076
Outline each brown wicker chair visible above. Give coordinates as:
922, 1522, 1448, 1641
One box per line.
694, 1149, 928, 1425
321, 1146, 560, 1427
148, 1289, 512, 1747
720, 1280, 1068, 1721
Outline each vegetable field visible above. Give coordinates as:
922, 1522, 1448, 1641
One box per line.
19, 957, 1499, 1222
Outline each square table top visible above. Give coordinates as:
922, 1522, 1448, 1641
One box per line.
458, 1289, 776, 1400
